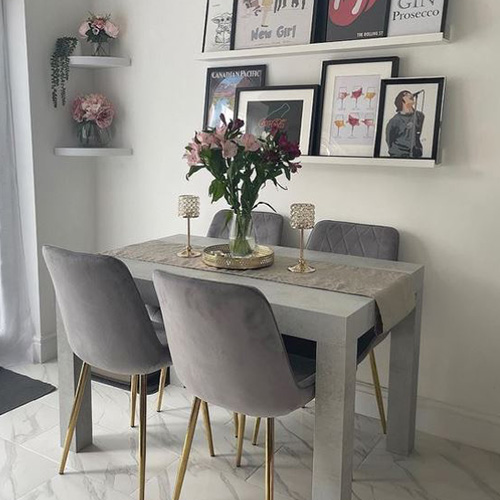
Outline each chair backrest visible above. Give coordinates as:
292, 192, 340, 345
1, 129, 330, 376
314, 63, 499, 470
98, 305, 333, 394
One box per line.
307, 220, 399, 261
206, 210, 284, 246
43, 246, 167, 375
153, 270, 305, 417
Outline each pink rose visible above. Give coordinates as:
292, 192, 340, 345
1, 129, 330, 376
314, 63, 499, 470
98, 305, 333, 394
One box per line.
104, 20, 120, 38
71, 96, 84, 122
222, 140, 238, 159
196, 131, 220, 149
92, 18, 106, 31
239, 133, 260, 152
183, 142, 201, 166
96, 105, 115, 129
78, 21, 90, 38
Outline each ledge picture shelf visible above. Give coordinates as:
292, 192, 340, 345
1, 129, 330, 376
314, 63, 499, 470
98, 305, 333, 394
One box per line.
69, 56, 131, 68
198, 32, 448, 62
300, 156, 439, 169
55, 147, 133, 157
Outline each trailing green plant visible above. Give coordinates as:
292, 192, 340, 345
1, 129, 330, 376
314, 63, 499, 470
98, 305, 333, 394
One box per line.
51, 37, 78, 108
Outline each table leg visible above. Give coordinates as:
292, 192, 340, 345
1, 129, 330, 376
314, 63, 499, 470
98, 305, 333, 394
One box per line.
312, 337, 357, 500
57, 306, 93, 451
387, 291, 423, 456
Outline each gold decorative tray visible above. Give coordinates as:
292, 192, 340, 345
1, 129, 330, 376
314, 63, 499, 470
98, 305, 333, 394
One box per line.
202, 244, 274, 270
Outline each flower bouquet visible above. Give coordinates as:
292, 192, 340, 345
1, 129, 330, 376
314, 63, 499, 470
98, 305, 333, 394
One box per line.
72, 94, 115, 148
79, 13, 119, 56
184, 115, 301, 257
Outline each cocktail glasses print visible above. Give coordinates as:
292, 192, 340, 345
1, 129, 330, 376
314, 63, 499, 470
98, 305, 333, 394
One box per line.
348, 113, 360, 138
362, 113, 374, 138
338, 87, 348, 111
365, 87, 376, 109
351, 87, 363, 110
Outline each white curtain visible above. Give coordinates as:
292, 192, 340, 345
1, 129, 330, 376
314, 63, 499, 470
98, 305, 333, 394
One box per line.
0, 0, 34, 365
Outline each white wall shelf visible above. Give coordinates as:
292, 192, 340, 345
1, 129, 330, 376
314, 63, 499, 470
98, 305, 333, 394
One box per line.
69, 56, 131, 68
54, 147, 133, 157
198, 32, 448, 62
300, 156, 439, 169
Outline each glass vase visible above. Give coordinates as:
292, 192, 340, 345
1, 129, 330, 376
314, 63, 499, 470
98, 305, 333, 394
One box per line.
77, 122, 111, 148
229, 212, 256, 258
92, 41, 110, 57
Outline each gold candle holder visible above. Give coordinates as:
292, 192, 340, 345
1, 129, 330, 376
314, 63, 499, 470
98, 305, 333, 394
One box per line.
177, 195, 201, 258
288, 203, 316, 274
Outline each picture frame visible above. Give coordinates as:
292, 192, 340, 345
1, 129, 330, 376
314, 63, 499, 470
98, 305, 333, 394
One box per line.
234, 85, 320, 155
387, 0, 449, 37
203, 65, 267, 130
374, 77, 446, 161
232, 0, 321, 50
317, 57, 399, 157
202, 0, 235, 53
321, 0, 392, 43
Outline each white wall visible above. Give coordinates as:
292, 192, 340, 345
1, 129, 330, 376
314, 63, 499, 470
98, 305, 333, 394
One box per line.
93, 0, 500, 453
7, 0, 97, 361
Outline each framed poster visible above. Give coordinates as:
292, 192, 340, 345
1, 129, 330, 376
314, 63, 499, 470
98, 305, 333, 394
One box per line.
203, 65, 267, 129
232, 0, 319, 50
235, 85, 320, 155
387, 0, 448, 37
202, 0, 235, 52
325, 0, 391, 42
318, 57, 399, 157
374, 77, 446, 160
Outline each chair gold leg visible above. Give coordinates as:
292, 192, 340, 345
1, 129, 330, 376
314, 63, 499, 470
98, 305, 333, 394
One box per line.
173, 397, 201, 500
265, 418, 275, 500
130, 375, 138, 428
59, 362, 91, 475
369, 350, 387, 435
233, 412, 239, 438
157, 368, 168, 412
138, 375, 147, 500
236, 414, 246, 467
201, 401, 215, 457
252, 417, 261, 446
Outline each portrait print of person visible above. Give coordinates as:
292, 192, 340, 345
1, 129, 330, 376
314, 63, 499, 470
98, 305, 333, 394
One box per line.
386, 90, 425, 158
376, 78, 445, 161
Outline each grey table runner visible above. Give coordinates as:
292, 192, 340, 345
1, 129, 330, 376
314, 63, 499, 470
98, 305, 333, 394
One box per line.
105, 240, 416, 334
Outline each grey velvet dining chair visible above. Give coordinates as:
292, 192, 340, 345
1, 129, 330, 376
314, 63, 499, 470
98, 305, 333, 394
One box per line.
42, 246, 213, 500
251, 220, 400, 445
150, 209, 284, 416
152, 270, 316, 500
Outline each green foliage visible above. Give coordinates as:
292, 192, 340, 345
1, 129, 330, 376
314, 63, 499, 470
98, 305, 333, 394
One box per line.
51, 37, 78, 108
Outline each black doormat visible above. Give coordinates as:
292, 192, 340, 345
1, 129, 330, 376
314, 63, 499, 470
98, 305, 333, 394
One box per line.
0, 367, 56, 415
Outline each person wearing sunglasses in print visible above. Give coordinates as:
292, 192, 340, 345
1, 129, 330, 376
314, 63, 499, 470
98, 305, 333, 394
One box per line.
386, 90, 425, 158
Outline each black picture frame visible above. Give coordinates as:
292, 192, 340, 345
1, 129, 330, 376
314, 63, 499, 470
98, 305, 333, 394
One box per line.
374, 77, 446, 161
231, 0, 322, 50
202, 0, 235, 53
234, 85, 320, 155
387, 0, 449, 37
319, 0, 392, 43
316, 56, 399, 157
203, 65, 267, 130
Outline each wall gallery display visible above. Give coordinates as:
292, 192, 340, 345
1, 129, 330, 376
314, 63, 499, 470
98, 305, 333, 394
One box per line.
232, 0, 319, 50
375, 77, 445, 160
203, 0, 235, 52
318, 57, 399, 157
324, 0, 391, 42
203, 65, 267, 129
387, 0, 448, 37
235, 85, 319, 155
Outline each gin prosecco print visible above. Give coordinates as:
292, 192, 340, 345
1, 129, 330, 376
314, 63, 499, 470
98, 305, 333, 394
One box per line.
388, 0, 447, 36
233, 0, 317, 49
326, 0, 390, 41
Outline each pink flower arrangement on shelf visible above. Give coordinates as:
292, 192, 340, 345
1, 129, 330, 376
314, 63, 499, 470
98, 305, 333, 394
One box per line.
72, 94, 115, 147
79, 13, 119, 56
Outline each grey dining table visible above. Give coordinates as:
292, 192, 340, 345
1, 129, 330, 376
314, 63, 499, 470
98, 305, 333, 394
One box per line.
56, 234, 424, 500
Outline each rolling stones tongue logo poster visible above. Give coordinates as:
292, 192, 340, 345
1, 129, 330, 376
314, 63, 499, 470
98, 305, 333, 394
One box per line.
326, 0, 390, 42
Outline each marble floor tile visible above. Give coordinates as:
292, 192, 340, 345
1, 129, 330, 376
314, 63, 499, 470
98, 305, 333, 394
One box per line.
133, 458, 295, 500
0, 437, 58, 500
5, 360, 59, 387
17, 474, 134, 500
0, 400, 59, 445
21, 422, 179, 496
